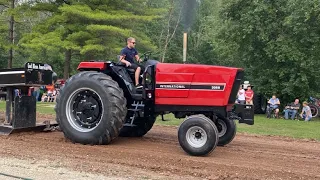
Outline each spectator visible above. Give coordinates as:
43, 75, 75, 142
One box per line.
284, 99, 300, 120
300, 101, 312, 121
14, 89, 20, 99
32, 86, 40, 101
237, 86, 246, 104
245, 85, 254, 105
267, 95, 280, 118
45, 83, 56, 102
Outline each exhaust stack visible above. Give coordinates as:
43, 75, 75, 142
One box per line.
183, 32, 187, 63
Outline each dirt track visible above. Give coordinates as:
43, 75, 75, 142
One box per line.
0, 121, 319, 180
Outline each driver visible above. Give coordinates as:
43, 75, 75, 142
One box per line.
119, 37, 143, 88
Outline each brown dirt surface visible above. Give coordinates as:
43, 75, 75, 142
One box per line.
0, 124, 319, 180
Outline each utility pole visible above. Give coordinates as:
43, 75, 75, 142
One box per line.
8, 0, 14, 68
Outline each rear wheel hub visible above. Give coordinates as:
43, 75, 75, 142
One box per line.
66, 88, 103, 132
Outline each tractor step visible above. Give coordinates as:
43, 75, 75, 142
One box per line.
123, 123, 137, 127
131, 102, 145, 107
128, 108, 143, 112
125, 100, 145, 125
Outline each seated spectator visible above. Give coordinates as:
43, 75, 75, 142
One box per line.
237, 86, 246, 104
41, 93, 48, 102
300, 101, 312, 121
284, 99, 300, 120
267, 95, 280, 118
245, 85, 254, 105
43, 83, 56, 102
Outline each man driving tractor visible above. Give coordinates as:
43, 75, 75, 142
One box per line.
119, 37, 143, 88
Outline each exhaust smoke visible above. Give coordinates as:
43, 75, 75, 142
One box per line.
181, 0, 199, 63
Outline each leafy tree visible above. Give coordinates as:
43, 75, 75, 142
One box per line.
20, 0, 162, 79
213, 0, 320, 103
0, 0, 47, 69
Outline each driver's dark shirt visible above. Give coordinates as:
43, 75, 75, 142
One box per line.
120, 46, 138, 63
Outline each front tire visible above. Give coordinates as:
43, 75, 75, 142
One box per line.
55, 71, 127, 145
216, 118, 236, 146
178, 115, 218, 156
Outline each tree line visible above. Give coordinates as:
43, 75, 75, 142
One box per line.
0, 0, 319, 103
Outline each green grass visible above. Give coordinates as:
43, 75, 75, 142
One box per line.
0, 101, 55, 115
1, 101, 319, 141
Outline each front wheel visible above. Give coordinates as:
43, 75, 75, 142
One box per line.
178, 115, 218, 156
216, 118, 236, 146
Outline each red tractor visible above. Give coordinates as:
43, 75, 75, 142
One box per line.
55, 55, 254, 156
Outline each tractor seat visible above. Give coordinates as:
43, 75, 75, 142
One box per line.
116, 55, 135, 74
126, 68, 135, 74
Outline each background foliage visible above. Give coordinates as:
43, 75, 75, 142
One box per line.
0, 0, 319, 103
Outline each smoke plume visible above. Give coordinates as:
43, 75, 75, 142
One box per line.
182, 0, 198, 32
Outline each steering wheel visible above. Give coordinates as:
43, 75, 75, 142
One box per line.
138, 51, 152, 63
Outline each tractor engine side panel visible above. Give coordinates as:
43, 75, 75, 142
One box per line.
154, 63, 240, 106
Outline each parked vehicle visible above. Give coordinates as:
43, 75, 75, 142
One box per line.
309, 97, 320, 117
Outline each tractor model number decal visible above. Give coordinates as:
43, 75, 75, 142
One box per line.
156, 83, 225, 91
212, 85, 222, 90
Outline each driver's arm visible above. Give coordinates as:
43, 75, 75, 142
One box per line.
119, 55, 130, 66
135, 54, 141, 62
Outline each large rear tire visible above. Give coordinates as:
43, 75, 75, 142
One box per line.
216, 118, 236, 146
55, 71, 127, 145
119, 116, 156, 137
178, 115, 218, 156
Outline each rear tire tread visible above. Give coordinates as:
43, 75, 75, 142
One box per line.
55, 71, 127, 145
